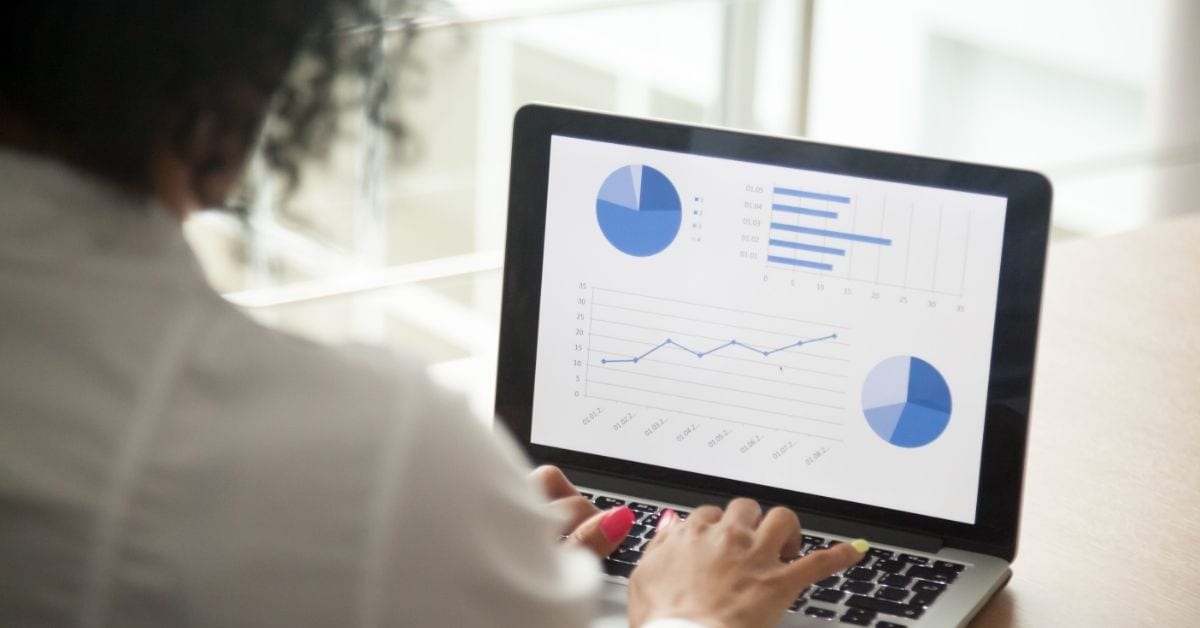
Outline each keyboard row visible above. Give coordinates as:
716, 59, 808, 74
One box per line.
584, 493, 967, 626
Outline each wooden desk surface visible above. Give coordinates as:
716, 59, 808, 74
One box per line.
970, 214, 1200, 626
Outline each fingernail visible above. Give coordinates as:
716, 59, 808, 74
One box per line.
600, 506, 635, 542
657, 508, 678, 532
850, 538, 870, 553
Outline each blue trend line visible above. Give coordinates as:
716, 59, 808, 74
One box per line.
772, 203, 838, 219
773, 187, 851, 204
599, 333, 838, 365
770, 222, 892, 246
768, 239, 845, 256
767, 255, 834, 270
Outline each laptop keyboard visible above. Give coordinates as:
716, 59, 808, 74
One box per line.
581, 492, 968, 626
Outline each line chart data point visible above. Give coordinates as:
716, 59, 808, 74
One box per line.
599, 331, 837, 366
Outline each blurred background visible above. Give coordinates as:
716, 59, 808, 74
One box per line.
186, 0, 1199, 415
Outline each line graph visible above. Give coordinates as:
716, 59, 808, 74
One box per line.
600, 333, 838, 365
583, 287, 850, 438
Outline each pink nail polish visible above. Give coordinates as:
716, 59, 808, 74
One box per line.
657, 508, 677, 532
600, 506, 635, 542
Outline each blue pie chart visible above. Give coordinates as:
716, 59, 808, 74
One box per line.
862, 356, 952, 448
596, 164, 682, 256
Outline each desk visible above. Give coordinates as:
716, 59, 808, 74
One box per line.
971, 215, 1200, 625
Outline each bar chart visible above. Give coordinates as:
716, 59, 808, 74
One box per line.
764, 184, 973, 297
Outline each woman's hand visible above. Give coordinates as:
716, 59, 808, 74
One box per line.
529, 465, 634, 558
629, 498, 867, 628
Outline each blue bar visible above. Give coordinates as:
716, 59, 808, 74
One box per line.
771, 203, 838, 219
768, 255, 834, 271
769, 222, 892, 246
773, 187, 851, 204
768, 239, 845, 256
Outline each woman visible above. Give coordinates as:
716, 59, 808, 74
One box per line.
0, 2, 866, 626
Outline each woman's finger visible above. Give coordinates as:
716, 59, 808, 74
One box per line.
529, 465, 579, 500
722, 498, 763, 529
687, 504, 723, 525
565, 506, 635, 558
551, 494, 598, 533
752, 507, 802, 560
780, 540, 868, 592
642, 508, 680, 553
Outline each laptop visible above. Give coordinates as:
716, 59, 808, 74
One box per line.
495, 104, 1051, 627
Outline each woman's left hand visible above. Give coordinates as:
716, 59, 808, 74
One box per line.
530, 465, 634, 558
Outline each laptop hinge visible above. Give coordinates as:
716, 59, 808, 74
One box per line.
562, 468, 944, 554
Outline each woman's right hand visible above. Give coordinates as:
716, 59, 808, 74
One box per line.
628, 498, 868, 628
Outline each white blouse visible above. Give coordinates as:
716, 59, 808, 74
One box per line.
0, 150, 704, 628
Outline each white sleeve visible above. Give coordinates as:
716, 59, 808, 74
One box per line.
364, 370, 601, 628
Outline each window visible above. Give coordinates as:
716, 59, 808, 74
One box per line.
186, 0, 1197, 410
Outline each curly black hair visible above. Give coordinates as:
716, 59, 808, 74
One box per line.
0, 1, 423, 203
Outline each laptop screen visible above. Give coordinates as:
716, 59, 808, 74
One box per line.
529, 134, 1008, 525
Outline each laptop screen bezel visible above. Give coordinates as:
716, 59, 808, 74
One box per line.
495, 104, 1051, 562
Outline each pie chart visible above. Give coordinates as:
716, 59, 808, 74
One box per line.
862, 356, 953, 448
596, 164, 682, 256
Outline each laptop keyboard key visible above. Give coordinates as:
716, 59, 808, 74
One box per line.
628, 502, 659, 513
611, 547, 642, 564
619, 535, 642, 549
845, 567, 878, 581
839, 611, 872, 625
840, 580, 875, 595
906, 566, 956, 583
844, 595, 924, 620
933, 560, 966, 573
874, 587, 909, 602
805, 607, 837, 620
593, 496, 626, 509
867, 548, 895, 560
874, 559, 906, 574
804, 535, 827, 546
912, 580, 947, 593
898, 554, 928, 565
602, 559, 634, 578
816, 575, 841, 588
876, 623, 908, 628
627, 523, 650, 538
880, 574, 912, 588
811, 588, 845, 603
909, 590, 940, 608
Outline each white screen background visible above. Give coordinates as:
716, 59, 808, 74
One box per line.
530, 136, 1007, 523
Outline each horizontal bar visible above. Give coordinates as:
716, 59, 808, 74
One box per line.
769, 222, 892, 246
768, 239, 845, 256
767, 255, 834, 271
773, 187, 851, 204
772, 203, 838, 219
